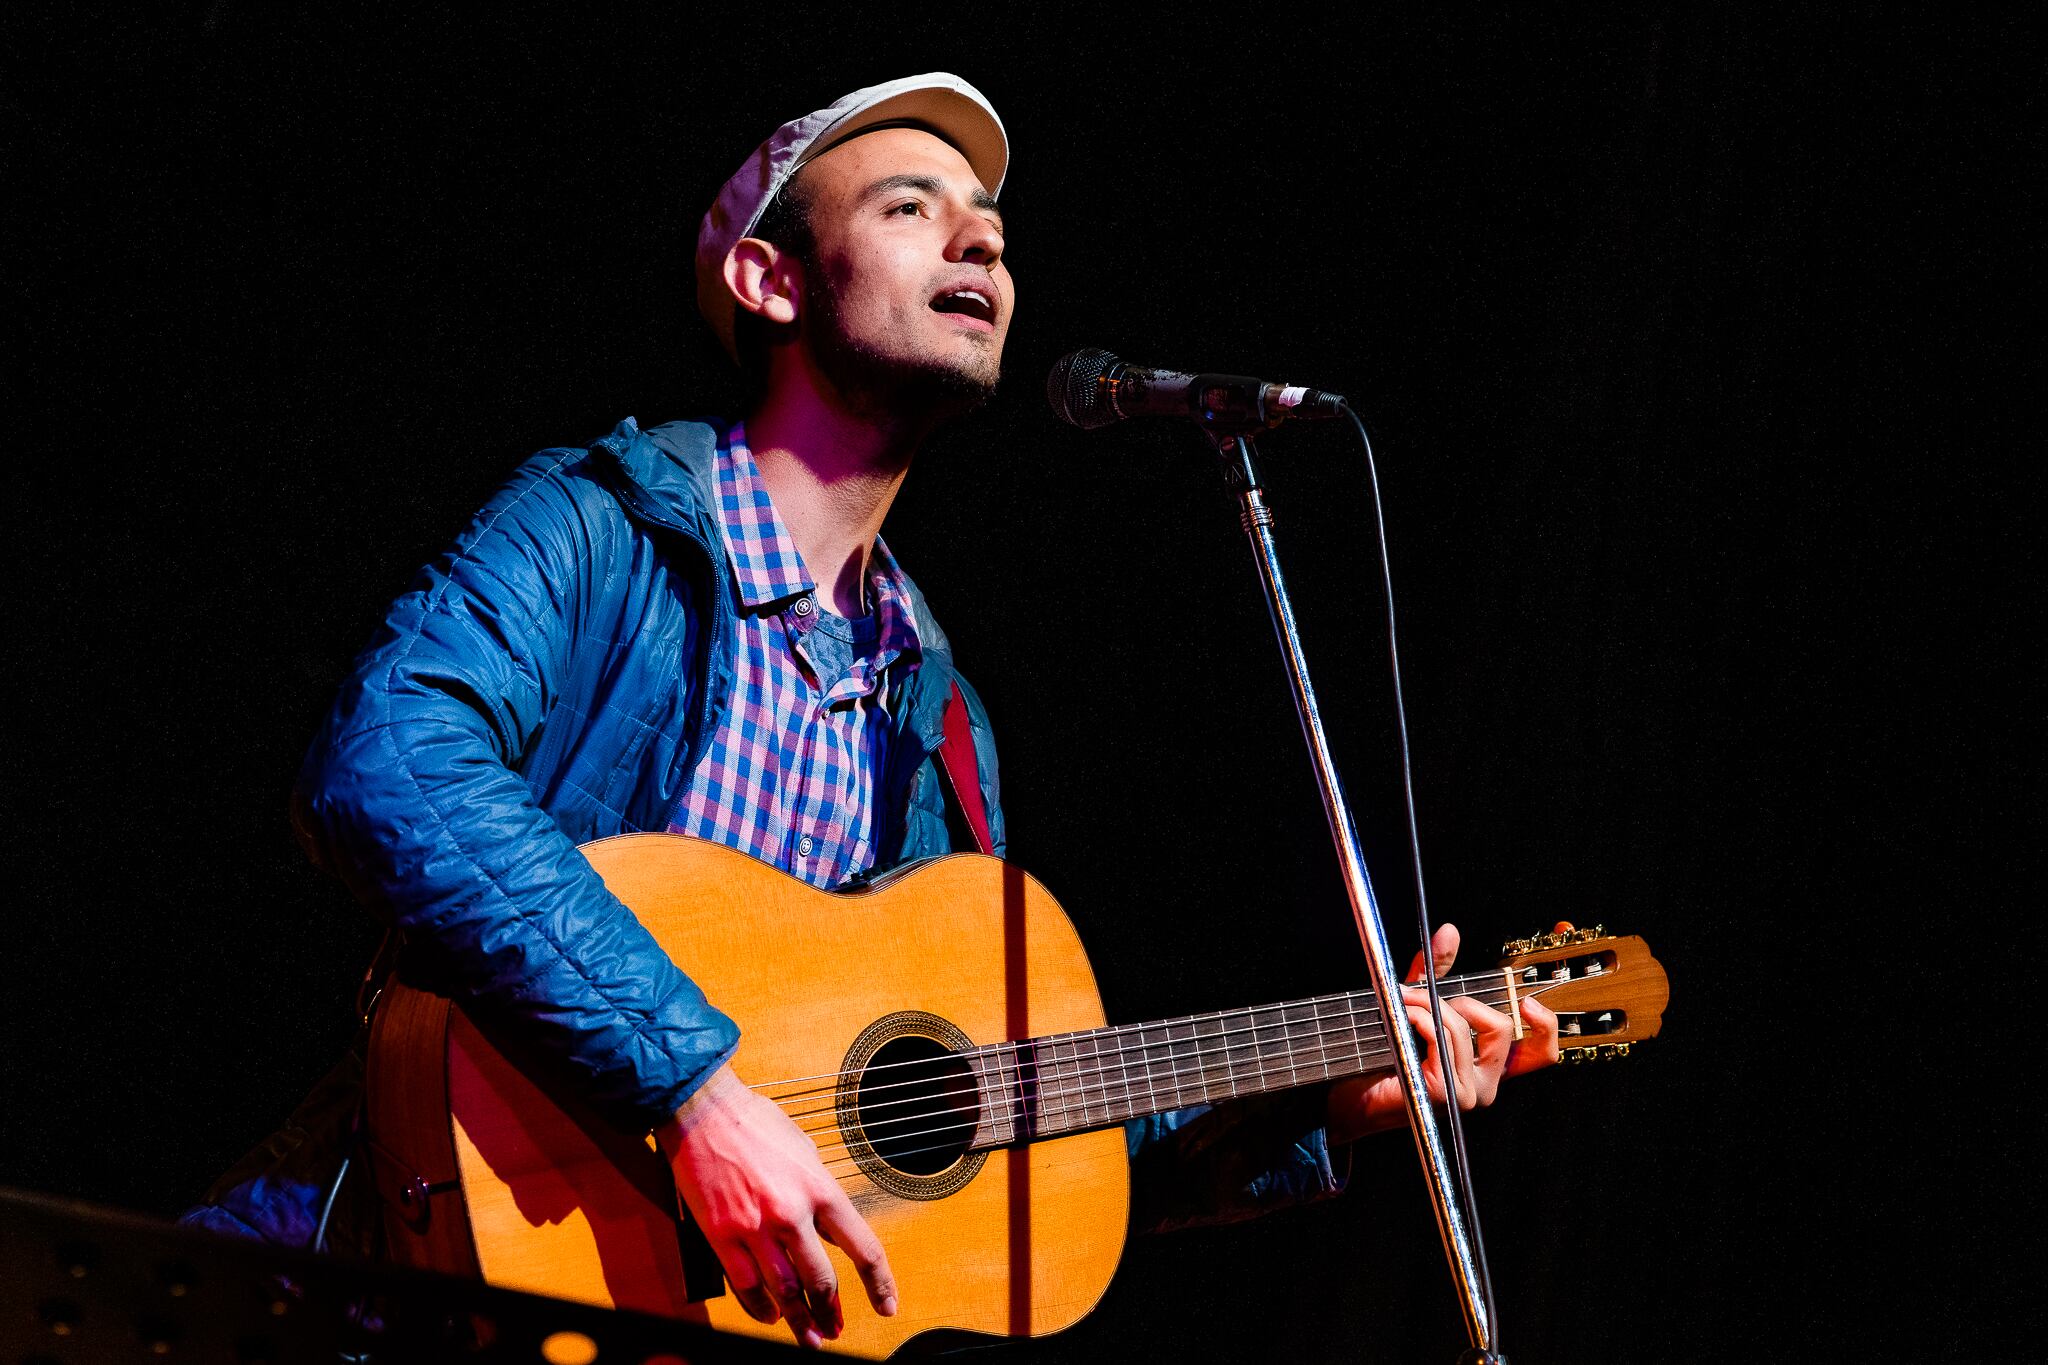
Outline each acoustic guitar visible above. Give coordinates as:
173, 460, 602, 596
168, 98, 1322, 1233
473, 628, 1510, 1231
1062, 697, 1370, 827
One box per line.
364, 833, 1667, 1358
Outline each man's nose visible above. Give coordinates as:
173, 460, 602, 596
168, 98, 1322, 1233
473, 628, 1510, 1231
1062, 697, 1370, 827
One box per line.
948, 210, 1003, 269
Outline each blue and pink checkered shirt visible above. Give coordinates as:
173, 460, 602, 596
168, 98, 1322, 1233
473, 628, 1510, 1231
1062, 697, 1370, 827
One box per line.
666, 422, 923, 888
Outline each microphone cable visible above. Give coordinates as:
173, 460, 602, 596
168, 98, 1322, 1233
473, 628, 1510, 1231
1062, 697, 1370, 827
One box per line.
1340, 399, 1501, 1346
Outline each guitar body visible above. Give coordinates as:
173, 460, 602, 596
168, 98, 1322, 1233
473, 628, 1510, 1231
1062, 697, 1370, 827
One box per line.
368, 833, 1128, 1358
365, 831, 1670, 1357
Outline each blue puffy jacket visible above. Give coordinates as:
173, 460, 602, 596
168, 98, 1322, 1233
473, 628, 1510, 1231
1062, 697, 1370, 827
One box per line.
292, 415, 1007, 1130
189, 416, 1341, 1245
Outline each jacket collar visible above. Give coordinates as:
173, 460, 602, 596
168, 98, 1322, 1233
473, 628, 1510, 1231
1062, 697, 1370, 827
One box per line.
588, 415, 958, 677
587, 415, 722, 547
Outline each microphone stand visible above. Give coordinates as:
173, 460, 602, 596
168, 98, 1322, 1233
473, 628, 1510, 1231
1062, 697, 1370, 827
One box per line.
1208, 428, 1504, 1365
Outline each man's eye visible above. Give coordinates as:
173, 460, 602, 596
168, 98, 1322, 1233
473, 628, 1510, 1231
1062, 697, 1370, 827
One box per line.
891, 201, 924, 216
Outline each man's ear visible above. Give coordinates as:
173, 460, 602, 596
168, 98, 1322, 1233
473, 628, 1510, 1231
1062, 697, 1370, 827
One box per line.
724, 238, 801, 326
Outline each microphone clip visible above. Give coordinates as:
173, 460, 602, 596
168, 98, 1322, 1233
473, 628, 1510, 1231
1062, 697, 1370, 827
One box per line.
1207, 426, 1269, 496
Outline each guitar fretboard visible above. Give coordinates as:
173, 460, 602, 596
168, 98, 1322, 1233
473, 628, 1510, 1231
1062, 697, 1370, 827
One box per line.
963, 971, 1522, 1146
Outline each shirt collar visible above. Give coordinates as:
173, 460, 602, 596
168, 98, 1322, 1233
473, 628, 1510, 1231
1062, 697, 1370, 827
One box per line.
864, 536, 922, 674
716, 421, 816, 610
716, 422, 925, 662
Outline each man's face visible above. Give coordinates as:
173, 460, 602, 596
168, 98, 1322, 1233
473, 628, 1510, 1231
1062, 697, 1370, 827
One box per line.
786, 126, 1013, 412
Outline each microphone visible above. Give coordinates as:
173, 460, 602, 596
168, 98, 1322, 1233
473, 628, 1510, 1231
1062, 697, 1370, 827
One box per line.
1046, 347, 1346, 432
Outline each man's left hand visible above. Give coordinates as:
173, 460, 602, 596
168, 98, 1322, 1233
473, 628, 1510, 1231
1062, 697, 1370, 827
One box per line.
1325, 922, 1561, 1145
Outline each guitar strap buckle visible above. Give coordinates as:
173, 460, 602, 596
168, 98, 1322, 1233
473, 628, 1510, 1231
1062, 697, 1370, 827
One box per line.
355, 927, 402, 1028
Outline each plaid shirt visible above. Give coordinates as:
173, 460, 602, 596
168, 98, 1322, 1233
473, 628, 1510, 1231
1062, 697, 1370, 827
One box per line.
667, 422, 922, 888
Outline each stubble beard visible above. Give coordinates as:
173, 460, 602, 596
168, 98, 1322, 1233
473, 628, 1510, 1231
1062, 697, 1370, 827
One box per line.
806, 275, 1001, 427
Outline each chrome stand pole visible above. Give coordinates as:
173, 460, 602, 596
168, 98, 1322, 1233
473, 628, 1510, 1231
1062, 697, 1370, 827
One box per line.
1211, 430, 1502, 1363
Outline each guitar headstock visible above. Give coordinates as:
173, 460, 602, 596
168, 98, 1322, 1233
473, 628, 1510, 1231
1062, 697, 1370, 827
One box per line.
1499, 925, 1669, 1063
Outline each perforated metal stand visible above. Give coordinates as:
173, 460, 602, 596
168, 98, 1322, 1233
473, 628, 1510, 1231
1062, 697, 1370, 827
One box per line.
1210, 429, 1503, 1363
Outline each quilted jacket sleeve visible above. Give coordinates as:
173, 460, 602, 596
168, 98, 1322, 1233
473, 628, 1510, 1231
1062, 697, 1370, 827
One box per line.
1125, 1089, 1350, 1234
293, 453, 738, 1132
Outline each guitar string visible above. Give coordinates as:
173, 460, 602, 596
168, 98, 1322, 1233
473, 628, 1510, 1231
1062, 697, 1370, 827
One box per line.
740, 969, 1538, 1096
810, 1042, 1410, 1177
796, 997, 1530, 1167
798, 985, 1560, 1166
785, 977, 1565, 1146
813, 1031, 1427, 1178
778, 988, 1508, 1135
804, 977, 1627, 1173
741, 984, 1427, 1100
773, 991, 1424, 1119
789, 1001, 1416, 1139
798, 1016, 1406, 1164
775, 977, 1557, 1132
809, 987, 1614, 1181
753, 969, 1568, 1110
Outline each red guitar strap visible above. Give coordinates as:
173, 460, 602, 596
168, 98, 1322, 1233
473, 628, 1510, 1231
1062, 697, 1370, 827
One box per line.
937, 681, 995, 856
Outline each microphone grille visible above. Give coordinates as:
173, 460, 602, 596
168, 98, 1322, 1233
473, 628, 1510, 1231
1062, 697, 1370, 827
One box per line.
1046, 348, 1124, 430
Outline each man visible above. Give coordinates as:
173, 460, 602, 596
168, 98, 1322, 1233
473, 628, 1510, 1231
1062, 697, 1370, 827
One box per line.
191, 74, 1557, 1350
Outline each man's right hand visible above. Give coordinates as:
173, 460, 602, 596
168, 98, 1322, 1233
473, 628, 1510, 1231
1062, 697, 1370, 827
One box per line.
656, 1064, 898, 1350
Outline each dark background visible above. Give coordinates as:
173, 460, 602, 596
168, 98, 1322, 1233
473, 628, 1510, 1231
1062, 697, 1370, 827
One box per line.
7, 7, 2032, 1361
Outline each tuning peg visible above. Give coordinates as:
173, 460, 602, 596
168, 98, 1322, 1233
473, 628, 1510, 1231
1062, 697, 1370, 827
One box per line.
1502, 924, 1613, 958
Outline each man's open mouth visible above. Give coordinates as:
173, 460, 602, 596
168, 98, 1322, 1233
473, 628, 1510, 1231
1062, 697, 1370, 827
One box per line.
930, 284, 997, 326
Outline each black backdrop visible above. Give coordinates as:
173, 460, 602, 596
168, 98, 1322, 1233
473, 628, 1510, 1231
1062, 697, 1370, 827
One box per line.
8, 8, 2031, 1361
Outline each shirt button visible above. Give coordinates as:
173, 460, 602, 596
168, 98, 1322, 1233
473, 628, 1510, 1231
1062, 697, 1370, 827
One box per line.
793, 595, 814, 617
797, 835, 815, 856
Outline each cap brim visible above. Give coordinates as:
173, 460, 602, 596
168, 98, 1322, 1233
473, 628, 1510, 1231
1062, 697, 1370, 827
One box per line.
767, 85, 1008, 236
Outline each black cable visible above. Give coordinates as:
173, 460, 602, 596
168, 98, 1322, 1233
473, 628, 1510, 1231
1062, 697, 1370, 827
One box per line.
1341, 400, 1500, 1345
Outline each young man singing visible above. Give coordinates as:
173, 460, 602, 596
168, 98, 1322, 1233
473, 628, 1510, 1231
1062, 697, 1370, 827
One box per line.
190, 74, 1557, 1351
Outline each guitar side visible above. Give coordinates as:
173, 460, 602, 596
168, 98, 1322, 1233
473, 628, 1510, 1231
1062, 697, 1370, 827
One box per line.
370, 833, 1129, 1359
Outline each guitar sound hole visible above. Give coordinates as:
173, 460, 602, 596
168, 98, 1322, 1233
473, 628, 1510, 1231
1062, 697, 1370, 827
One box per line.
857, 1035, 979, 1176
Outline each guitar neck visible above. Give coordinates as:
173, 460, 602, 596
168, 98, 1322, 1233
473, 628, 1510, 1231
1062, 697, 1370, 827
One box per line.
965, 970, 1522, 1146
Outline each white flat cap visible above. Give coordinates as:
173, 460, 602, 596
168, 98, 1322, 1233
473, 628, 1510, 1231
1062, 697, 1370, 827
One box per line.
694, 72, 1009, 360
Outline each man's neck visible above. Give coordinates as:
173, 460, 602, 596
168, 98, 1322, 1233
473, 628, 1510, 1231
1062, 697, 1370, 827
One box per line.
743, 379, 926, 619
